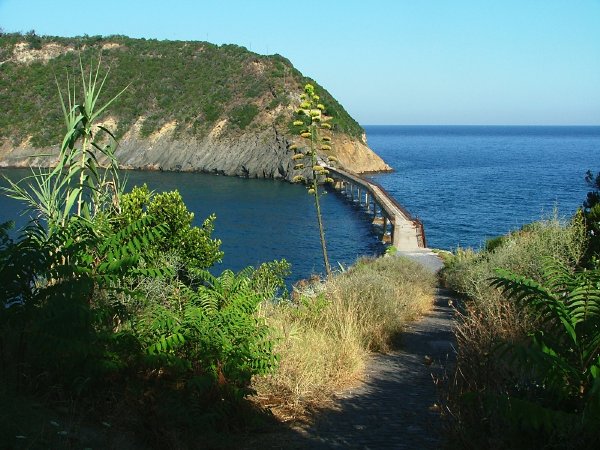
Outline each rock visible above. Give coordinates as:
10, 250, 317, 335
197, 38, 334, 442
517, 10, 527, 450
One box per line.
0, 126, 391, 180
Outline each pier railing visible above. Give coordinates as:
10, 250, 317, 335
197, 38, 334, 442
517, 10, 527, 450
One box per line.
325, 165, 426, 249
366, 177, 427, 248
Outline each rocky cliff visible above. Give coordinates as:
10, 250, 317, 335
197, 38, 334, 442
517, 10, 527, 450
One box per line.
0, 34, 391, 178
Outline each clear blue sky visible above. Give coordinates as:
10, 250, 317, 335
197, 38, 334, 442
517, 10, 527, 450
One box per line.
1, 0, 599, 125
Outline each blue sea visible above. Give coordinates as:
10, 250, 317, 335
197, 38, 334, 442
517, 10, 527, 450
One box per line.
366, 126, 600, 250
1, 126, 599, 282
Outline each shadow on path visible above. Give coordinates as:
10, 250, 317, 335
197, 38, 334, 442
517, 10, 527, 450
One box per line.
243, 288, 456, 449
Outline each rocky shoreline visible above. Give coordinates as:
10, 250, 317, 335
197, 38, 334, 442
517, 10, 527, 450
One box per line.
0, 127, 392, 181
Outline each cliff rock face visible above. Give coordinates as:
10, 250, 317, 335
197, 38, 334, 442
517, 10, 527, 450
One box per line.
0, 123, 391, 179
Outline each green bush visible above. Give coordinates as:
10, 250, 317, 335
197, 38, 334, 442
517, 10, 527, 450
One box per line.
25, 30, 42, 50
138, 268, 279, 400
117, 184, 224, 272
228, 104, 259, 130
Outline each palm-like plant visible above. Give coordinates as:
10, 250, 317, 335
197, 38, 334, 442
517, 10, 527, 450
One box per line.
2, 56, 128, 230
290, 84, 336, 276
490, 259, 600, 432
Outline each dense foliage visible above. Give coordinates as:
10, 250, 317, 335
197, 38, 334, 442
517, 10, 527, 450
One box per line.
0, 63, 287, 447
0, 32, 364, 149
442, 179, 600, 449
117, 184, 223, 273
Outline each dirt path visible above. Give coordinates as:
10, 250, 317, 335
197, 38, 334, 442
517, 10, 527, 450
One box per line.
247, 288, 455, 449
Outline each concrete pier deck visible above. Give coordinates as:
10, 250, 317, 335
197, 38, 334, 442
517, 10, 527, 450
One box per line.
325, 165, 426, 251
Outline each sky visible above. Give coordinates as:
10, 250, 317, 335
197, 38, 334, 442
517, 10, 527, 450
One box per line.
1, 0, 599, 125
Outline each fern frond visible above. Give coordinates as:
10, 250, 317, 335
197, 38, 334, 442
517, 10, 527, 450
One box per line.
492, 268, 577, 343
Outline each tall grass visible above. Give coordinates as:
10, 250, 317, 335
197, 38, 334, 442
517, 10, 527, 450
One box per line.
254, 256, 436, 414
441, 214, 588, 449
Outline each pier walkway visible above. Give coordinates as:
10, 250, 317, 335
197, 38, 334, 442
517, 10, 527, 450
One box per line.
325, 166, 426, 250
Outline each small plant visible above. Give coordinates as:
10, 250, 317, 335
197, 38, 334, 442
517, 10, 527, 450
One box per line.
290, 84, 336, 276
385, 245, 398, 256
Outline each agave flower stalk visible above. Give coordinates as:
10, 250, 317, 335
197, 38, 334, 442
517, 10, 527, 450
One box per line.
290, 84, 336, 276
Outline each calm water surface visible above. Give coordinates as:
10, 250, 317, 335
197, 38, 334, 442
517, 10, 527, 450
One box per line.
0, 169, 383, 283
2, 126, 599, 281
367, 126, 600, 250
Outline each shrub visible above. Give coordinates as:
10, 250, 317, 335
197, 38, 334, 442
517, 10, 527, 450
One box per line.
117, 184, 223, 272
25, 30, 42, 50
442, 214, 591, 449
228, 104, 259, 130
254, 256, 436, 414
134, 268, 279, 403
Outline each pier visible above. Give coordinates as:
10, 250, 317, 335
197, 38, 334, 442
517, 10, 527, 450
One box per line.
325, 166, 426, 250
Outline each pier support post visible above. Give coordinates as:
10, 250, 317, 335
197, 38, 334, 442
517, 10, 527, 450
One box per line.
382, 216, 388, 242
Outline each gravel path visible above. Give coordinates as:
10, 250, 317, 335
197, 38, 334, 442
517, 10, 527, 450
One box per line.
248, 287, 456, 449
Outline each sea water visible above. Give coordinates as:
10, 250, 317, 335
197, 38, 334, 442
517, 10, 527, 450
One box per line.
0, 168, 383, 283
1, 126, 598, 282
366, 126, 600, 250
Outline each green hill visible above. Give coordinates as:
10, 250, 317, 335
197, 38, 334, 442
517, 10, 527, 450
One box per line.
0, 32, 363, 147
0, 32, 390, 178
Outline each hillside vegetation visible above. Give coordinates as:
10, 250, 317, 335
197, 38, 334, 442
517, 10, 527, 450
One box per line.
0, 46, 422, 448
0, 32, 364, 149
442, 205, 600, 449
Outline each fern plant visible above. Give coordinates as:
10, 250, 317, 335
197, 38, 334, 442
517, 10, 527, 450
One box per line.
489, 259, 600, 436
139, 267, 278, 401
0, 214, 171, 387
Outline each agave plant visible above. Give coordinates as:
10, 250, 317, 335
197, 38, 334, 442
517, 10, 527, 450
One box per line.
290, 84, 336, 276
2, 56, 128, 231
490, 259, 600, 433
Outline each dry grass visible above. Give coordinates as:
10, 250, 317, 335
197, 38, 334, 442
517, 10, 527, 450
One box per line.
440, 215, 587, 448
253, 255, 436, 418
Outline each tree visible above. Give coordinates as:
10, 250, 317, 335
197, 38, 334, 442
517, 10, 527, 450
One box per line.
25, 29, 42, 50
290, 84, 337, 276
